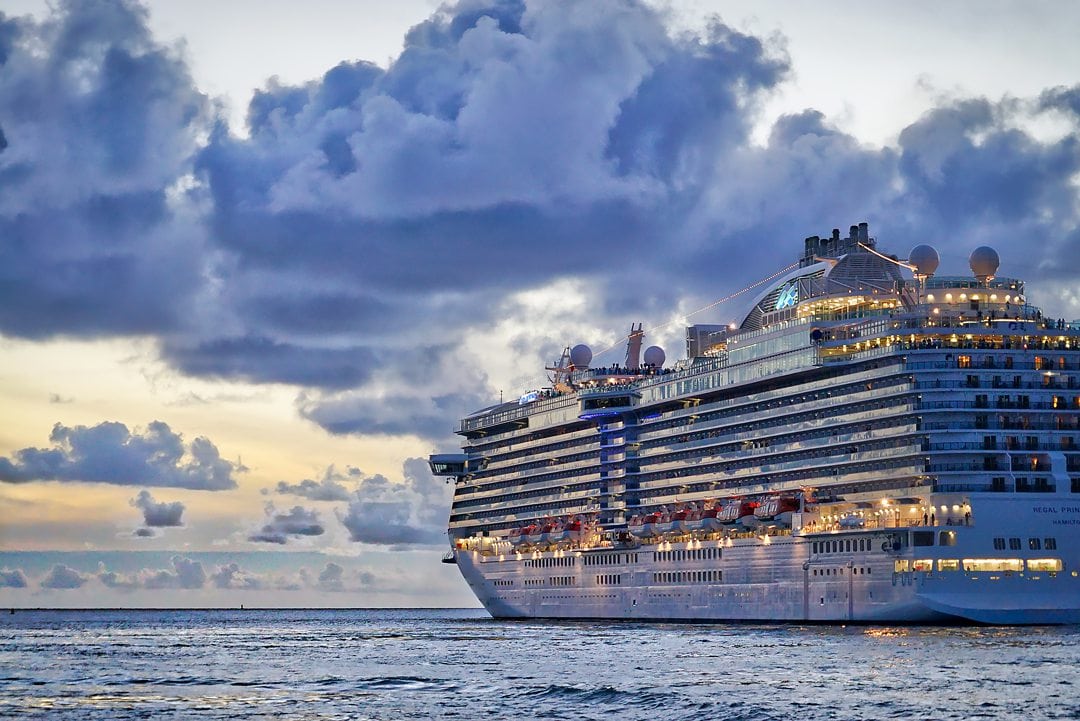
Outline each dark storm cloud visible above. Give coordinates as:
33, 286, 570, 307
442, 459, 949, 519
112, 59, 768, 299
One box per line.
131, 489, 185, 527
247, 505, 325, 545
337, 458, 450, 547
0, 421, 239, 490
0, 0, 209, 340
0, 568, 28, 588
297, 390, 490, 439
162, 336, 378, 390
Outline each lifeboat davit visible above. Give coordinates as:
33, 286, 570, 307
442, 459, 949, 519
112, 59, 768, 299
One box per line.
664, 509, 692, 535
694, 506, 723, 532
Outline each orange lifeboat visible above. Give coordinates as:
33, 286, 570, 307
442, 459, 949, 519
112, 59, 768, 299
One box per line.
752, 496, 800, 526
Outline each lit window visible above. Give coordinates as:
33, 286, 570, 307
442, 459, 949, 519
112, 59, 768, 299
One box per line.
938, 559, 960, 572
1027, 559, 1063, 572
913, 559, 933, 572
962, 558, 1023, 572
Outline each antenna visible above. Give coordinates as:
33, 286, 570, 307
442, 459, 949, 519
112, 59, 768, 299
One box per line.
625, 323, 644, 370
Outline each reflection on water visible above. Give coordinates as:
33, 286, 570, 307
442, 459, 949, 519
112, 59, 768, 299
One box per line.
2, 609, 1078, 720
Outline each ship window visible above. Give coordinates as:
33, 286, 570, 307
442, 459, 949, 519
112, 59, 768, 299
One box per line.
993, 538, 1006, 550
938, 559, 960, 572
1029, 538, 1042, 550
1045, 538, 1057, 550
913, 559, 933, 572
894, 559, 910, 572
963, 558, 1023, 572
939, 531, 957, 547
1027, 559, 1063, 572
912, 531, 934, 547
1009, 537, 1021, 550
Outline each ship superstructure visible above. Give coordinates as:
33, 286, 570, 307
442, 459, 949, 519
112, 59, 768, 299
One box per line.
430, 223, 1080, 623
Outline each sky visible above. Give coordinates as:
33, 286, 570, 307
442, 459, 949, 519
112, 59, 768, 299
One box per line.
1, 0, 1079, 608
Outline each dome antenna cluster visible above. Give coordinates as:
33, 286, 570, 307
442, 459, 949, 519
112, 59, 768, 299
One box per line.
906, 244, 1001, 285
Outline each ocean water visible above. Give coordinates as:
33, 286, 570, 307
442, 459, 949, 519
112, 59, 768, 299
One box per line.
2, 609, 1079, 720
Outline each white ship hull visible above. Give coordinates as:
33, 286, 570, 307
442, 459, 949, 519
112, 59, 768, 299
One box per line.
454, 494, 1080, 624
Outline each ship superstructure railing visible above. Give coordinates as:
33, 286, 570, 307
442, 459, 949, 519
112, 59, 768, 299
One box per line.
478, 425, 597, 463
457, 393, 578, 434
634, 376, 914, 446
636, 359, 908, 435
454, 470, 603, 504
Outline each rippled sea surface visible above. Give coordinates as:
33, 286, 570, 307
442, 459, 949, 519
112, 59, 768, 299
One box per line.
2, 609, 1079, 720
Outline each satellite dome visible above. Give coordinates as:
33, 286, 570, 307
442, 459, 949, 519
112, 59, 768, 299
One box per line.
908, 244, 940, 278
569, 344, 593, 368
642, 346, 666, 368
969, 246, 1000, 282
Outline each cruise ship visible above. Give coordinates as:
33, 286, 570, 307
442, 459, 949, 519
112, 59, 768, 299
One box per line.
430, 223, 1080, 624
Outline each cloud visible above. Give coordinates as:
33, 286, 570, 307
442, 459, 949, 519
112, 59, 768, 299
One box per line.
248, 505, 325, 544
40, 564, 89, 589
274, 466, 355, 501
159, 0, 794, 440
131, 489, 185, 527
209, 563, 263, 590
0, 420, 239, 489
0, 0, 210, 341
90, 557, 363, 593
316, 562, 345, 592
0, 568, 28, 588
144, 555, 206, 589
337, 458, 450, 547
132, 527, 157, 538
300, 561, 376, 592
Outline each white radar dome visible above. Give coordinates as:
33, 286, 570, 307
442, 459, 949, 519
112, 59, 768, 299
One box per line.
569, 344, 593, 368
642, 346, 666, 368
969, 246, 1000, 282
908, 244, 940, 277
